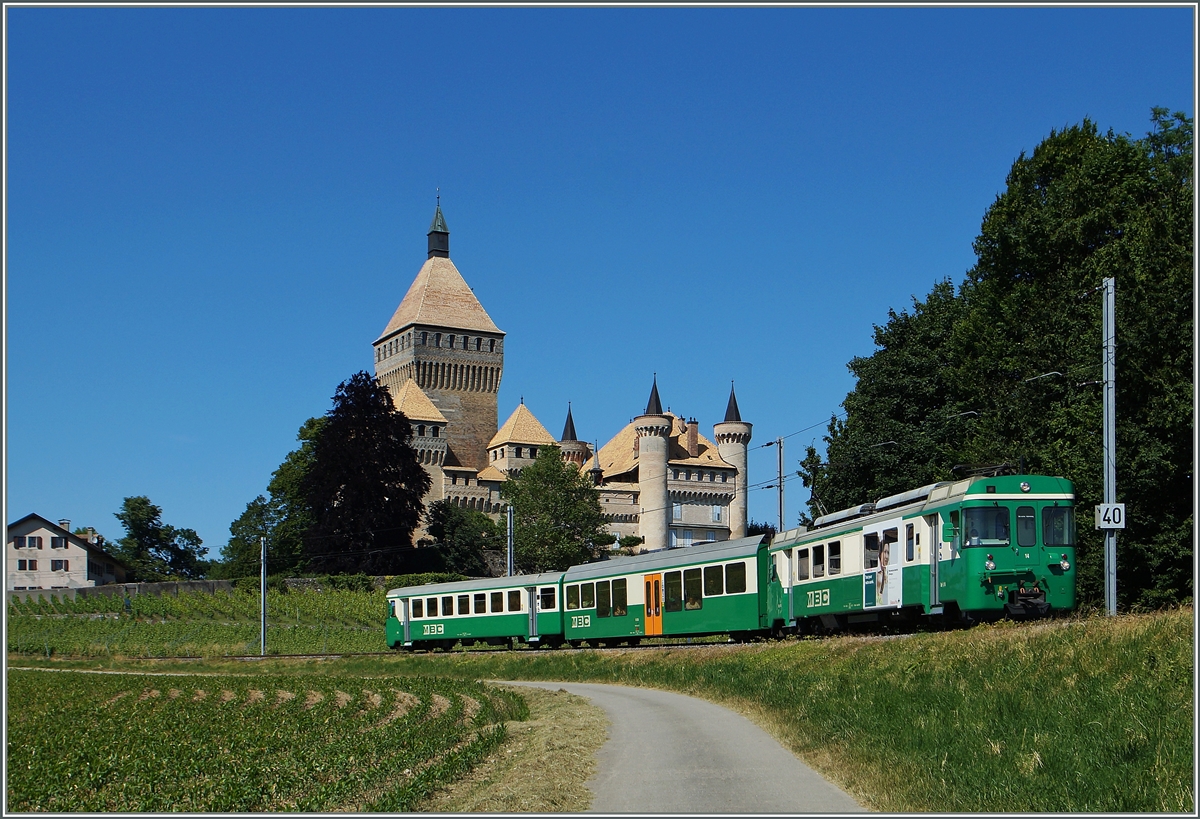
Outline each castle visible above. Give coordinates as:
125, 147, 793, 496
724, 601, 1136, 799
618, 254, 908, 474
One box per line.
373, 206, 751, 553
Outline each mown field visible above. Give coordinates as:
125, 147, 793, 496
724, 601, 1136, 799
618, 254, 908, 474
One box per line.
6, 668, 526, 812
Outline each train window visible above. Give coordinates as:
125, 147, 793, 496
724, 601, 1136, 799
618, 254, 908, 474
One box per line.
683, 568, 703, 610
428, 597, 439, 617
597, 581, 612, 618
1017, 507, 1036, 547
964, 508, 1010, 547
864, 534, 879, 569
813, 545, 825, 578
906, 524, 915, 562
566, 585, 580, 610
474, 593, 487, 614
704, 565, 724, 596
412, 598, 423, 618
581, 583, 595, 609
828, 542, 841, 575
797, 549, 809, 580
612, 579, 627, 616
491, 591, 504, 613
725, 562, 747, 594
458, 595, 471, 615
540, 587, 556, 611
664, 571, 683, 611
1042, 506, 1075, 546
508, 590, 522, 612
442, 596, 454, 616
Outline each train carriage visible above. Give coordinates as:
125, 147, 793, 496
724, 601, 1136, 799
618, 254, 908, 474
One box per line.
560, 535, 769, 645
769, 474, 1076, 632
386, 572, 564, 649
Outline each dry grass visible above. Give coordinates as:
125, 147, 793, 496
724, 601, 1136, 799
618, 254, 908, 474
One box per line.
414, 686, 606, 813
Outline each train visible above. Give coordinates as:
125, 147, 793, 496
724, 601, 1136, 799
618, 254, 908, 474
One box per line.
385, 472, 1076, 650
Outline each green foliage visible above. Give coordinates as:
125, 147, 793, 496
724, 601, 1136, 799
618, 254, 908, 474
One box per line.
112, 496, 206, 581
618, 535, 644, 551
799, 110, 1193, 608
746, 520, 778, 539
220, 417, 325, 579
425, 499, 502, 576
499, 445, 609, 573
302, 372, 431, 575
6, 669, 522, 811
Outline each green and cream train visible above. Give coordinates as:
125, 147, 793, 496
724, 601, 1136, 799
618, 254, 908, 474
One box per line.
385, 473, 1076, 649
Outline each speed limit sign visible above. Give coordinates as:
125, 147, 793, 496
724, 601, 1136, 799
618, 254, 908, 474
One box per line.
1095, 504, 1126, 529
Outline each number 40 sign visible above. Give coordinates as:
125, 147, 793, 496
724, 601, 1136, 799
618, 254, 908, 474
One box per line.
1094, 503, 1126, 529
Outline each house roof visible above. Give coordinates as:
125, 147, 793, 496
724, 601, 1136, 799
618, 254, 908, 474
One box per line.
489, 403, 558, 448
377, 256, 503, 341
581, 414, 736, 479
476, 464, 509, 483
390, 378, 447, 423
6, 513, 130, 569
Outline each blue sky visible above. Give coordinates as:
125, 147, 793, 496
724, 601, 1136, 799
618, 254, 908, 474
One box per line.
6, 5, 1194, 558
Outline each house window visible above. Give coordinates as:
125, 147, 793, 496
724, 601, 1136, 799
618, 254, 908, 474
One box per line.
682, 530, 693, 547
51, 559, 68, 572
18, 559, 27, 571
12, 536, 25, 548
51, 537, 67, 549
28, 559, 38, 571
712, 505, 722, 522
669, 530, 678, 548
672, 502, 682, 520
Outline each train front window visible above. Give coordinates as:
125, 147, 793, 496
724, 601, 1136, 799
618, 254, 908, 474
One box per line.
1016, 506, 1037, 547
1042, 506, 1076, 546
964, 508, 1010, 547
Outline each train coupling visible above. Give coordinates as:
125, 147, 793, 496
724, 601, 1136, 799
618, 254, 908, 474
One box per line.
1004, 581, 1050, 618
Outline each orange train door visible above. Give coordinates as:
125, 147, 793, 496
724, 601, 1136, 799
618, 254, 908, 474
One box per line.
644, 573, 663, 636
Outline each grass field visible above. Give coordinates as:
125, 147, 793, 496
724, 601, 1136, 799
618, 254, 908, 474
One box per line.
5, 667, 527, 812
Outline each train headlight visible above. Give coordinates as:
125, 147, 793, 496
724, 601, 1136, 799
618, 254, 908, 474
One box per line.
1020, 482, 1031, 492
1060, 554, 1071, 571
985, 554, 996, 571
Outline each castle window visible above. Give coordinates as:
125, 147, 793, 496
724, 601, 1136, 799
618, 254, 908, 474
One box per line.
721, 473, 728, 483
672, 502, 683, 520
421, 332, 428, 345
418, 425, 426, 436
673, 470, 679, 480
451, 475, 458, 485
475, 337, 481, 351
448, 334, 455, 348
708, 472, 714, 481
462, 336, 469, 349
515, 447, 523, 458
489, 339, 496, 352
435, 333, 442, 347
431, 426, 439, 437
529, 447, 537, 458
712, 505, 722, 522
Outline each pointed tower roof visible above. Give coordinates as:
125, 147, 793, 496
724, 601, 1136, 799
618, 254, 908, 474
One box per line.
377, 256, 502, 340
489, 403, 558, 448
723, 382, 742, 423
429, 204, 448, 234
644, 375, 663, 416
427, 202, 450, 258
561, 403, 579, 442
390, 378, 447, 423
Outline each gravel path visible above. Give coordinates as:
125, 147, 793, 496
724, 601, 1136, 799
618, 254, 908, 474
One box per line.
502, 681, 866, 814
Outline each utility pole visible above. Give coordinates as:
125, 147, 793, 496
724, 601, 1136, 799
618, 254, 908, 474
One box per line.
1102, 276, 1117, 616
777, 437, 785, 533
506, 505, 515, 576
260, 536, 267, 656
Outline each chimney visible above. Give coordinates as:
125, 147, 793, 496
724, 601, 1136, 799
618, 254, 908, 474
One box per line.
58, 519, 70, 532
686, 418, 699, 458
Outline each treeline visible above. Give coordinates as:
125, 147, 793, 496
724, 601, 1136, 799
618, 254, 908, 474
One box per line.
799, 109, 1192, 610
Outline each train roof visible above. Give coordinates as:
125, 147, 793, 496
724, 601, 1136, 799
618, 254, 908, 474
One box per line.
562, 535, 766, 582
387, 571, 564, 598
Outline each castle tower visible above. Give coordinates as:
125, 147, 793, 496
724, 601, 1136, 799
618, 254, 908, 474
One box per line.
713, 383, 752, 539
373, 205, 504, 473
559, 403, 592, 468
634, 376, 671, 552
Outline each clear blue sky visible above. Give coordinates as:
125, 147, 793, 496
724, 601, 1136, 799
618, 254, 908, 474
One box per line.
6, 6, 1194, 558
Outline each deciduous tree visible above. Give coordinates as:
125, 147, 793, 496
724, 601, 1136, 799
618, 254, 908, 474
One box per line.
112, 496, 206, 581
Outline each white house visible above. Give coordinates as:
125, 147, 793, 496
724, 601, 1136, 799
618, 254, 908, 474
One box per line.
6, 513, 129, 591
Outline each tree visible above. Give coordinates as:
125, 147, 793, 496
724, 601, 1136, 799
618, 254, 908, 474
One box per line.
800, 110, 1193, 609
112, 496, 206, 581
500, 446, 609, 573
425, 499, 501, 576
300, 371, 430, 574
219, 417, 324, 579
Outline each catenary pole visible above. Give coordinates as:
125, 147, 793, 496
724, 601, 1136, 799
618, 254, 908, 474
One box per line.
260, 536, 267, 656
506, 505, 515, 576
777, 437, 785, 533
1103, 276, 1117, 616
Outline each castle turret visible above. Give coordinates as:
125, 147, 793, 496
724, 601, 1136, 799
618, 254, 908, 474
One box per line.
713, 383, 752, 539
634, 375, 671, 552
559, 403, 592, 468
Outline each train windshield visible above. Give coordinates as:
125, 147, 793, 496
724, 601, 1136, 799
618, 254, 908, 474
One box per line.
963, 507, 1010, 547
1042, 506, 1076, 546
